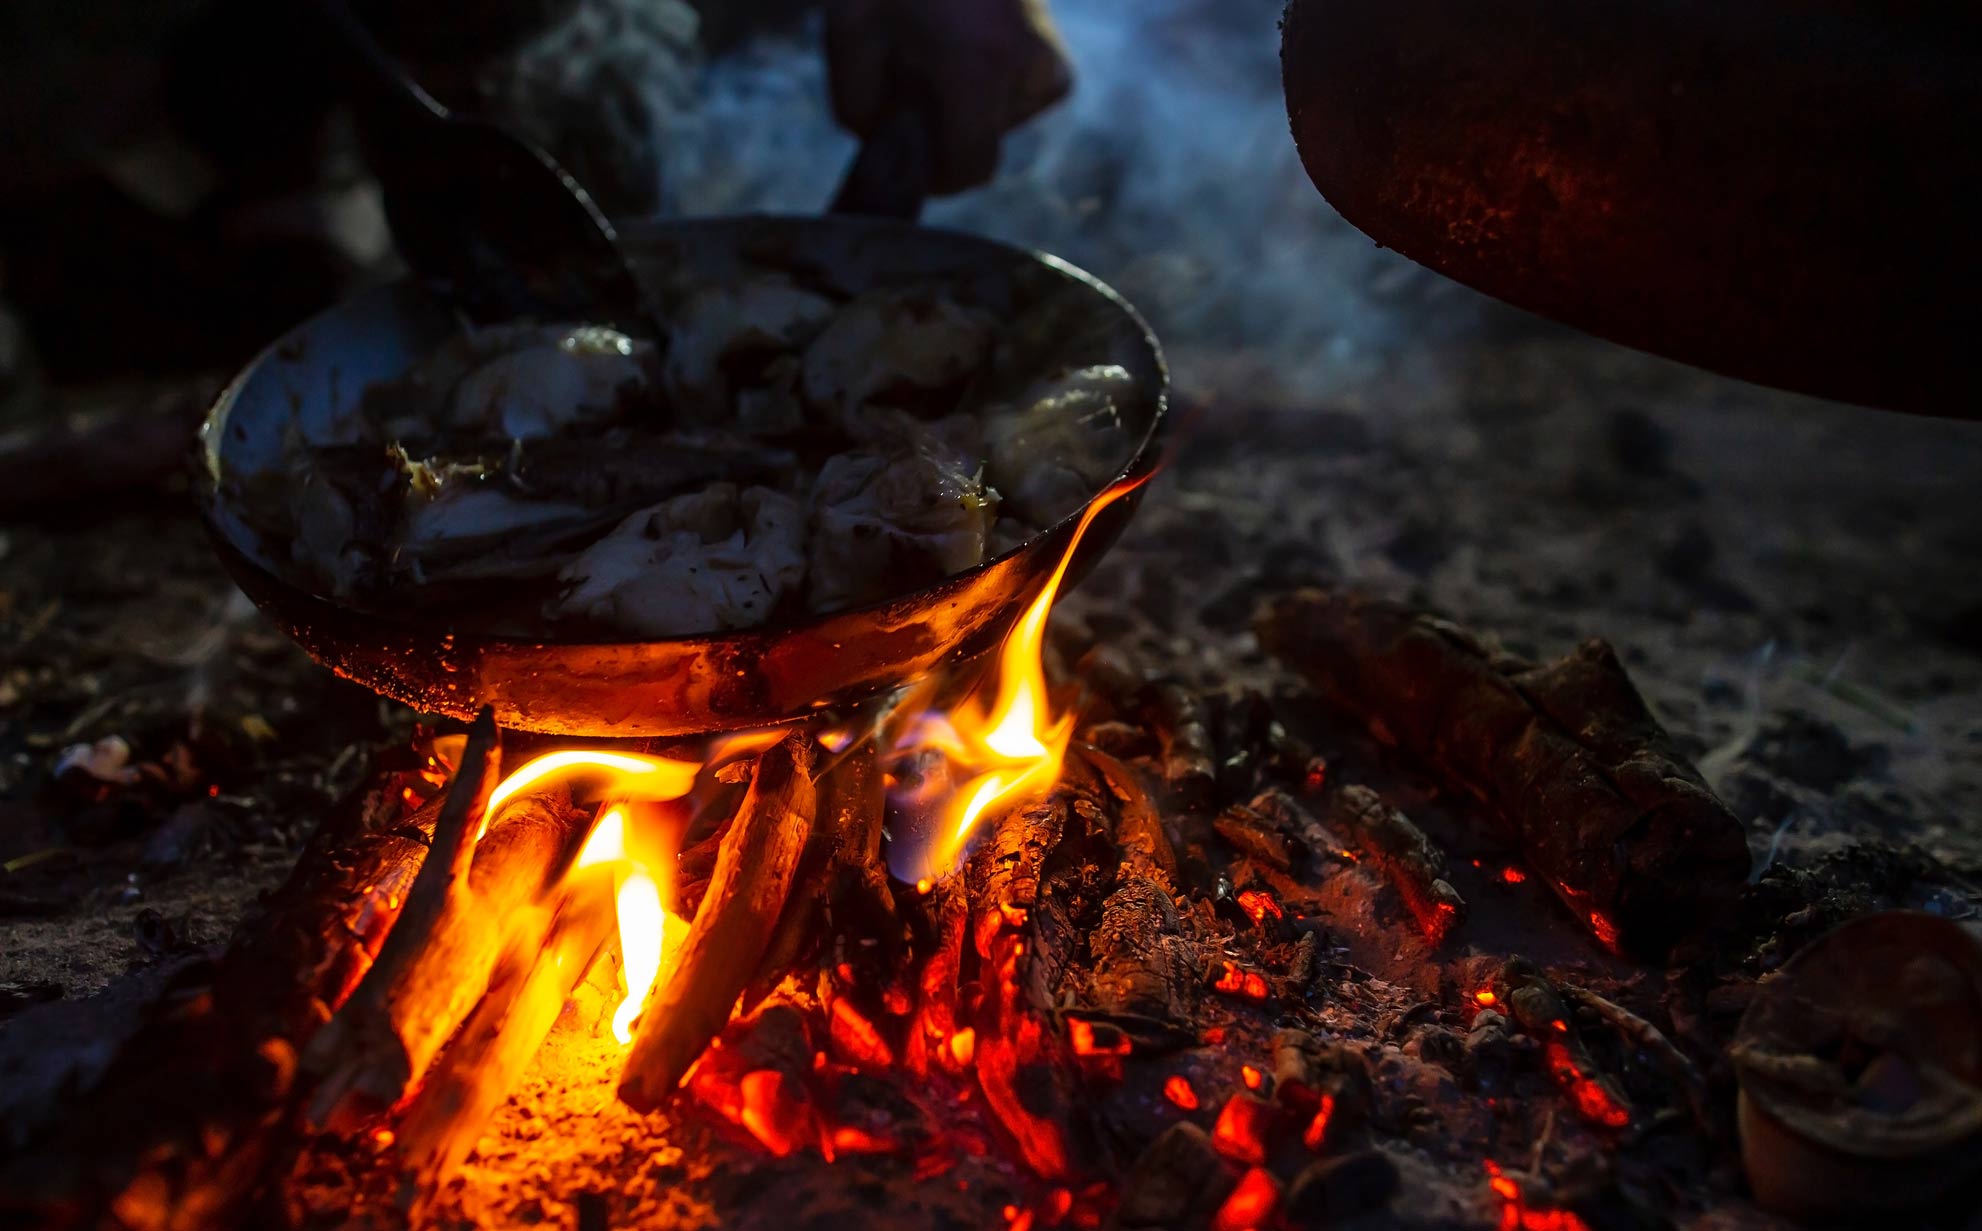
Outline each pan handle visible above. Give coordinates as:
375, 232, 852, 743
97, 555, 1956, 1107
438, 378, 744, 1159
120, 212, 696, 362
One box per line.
829, 103, 935, 221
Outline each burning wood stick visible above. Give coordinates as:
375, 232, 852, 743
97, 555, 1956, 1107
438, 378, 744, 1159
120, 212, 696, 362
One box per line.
749, 735, 892, 1004
962, 775, 1117, 1179
0, 713, 497, 1228
1256, 589, 1749, 959
1329, 785, 1466, 945
307, 761, 592, 1131
618, 733, 817, 1111
394, 873, 617, 1207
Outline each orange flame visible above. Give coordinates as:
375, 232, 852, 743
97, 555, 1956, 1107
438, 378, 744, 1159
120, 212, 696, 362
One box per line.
575, 805, 689, 1045
910, 475, 1150, 874
481, 749, 700, 840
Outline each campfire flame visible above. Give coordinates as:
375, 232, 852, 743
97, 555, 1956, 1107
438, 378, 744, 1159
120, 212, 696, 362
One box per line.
492, 755, 701, 1045
898, 474, 1150, 876
575, 808, 679, 1044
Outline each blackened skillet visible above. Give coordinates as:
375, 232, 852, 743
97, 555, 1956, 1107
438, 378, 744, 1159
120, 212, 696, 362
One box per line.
197, 215, 1167, 737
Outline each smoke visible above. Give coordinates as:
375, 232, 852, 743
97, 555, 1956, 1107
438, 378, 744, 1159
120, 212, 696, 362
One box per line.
660, 0, 1484, 406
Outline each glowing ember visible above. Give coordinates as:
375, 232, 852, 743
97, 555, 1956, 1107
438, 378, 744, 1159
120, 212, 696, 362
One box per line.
1301, 1092, 1336, 1151
1235, 890, 1283, 926
1163, 1075, 1200, 1110
1542, 1039, 1631, 1128
1067, 1019, 1133, 1058
1473, 988, 1499, 1008
893, 475, 1150, 876
1211, 1094, 1270, 1165
1213, 962, 1270, 1001
1587, 911, 1622, 952
1501, 865, 1527, 884
1485, 1161, 1595, 1231
1240, 1064, 1263, 1090
1211, 1167, 1280, 1231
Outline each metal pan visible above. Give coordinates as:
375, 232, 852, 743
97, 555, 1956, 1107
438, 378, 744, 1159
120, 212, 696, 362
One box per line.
197, 214, 1167, 737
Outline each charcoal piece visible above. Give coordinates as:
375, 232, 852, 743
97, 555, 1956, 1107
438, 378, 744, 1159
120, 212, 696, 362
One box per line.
1499, 959, 1634, 1130
1463, 1010, 1520, 1092
1270, 1029, 1373, 1130
1256, 589, 1749, 959
1214, 803, 1297, 871
1085, 874, 1198, 1025
1138, 680, 1219, 812
1285, 1148, 1400, 1224
1113, 1122, 1236, 1228
1078, 745, 1177, 877
1329, 785, 1465, 946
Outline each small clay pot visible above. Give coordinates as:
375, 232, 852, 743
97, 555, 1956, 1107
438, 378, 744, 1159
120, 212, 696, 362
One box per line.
1730, 911, 1982, 1220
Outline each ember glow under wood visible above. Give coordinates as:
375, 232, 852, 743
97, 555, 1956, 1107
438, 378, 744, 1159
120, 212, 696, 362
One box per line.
1257, 588, 1749, 958
619, 733, 817, 1110
1329, 784, 1465, 945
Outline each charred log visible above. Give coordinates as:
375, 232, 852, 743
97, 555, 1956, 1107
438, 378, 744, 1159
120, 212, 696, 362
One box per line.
1138, 680, 1219, 812
1256, 588, 1748, 959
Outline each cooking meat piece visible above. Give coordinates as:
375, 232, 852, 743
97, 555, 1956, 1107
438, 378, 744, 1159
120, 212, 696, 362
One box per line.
806, 423, 994, 614
549, 484, 806, 636
441, 321, 658, 442
394, 485, 607, 584
664, 279, 839, 425
801, 285, 997, 421
982, 363, 1133, 526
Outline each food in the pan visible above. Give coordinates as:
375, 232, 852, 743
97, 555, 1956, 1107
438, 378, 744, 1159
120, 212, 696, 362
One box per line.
249, 275, 1137, 638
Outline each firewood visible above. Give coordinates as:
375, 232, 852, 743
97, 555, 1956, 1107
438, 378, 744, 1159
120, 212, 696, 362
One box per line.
906, 877, 969, 1076
618, 733, 817, 1111
0, 715, 497, 1229
1138, 679, 1219, 811
1085, 873, 1198, 1026
1076, 744, 1176, 878
747, 735, 891, 1006
1256, 588, 1749, 959
963, 777, 1116, 1179
1212, 803, 1298, 871
394, 872, 617, 1207
1329, 785, 1465, 945
307, 771, 589, 1133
